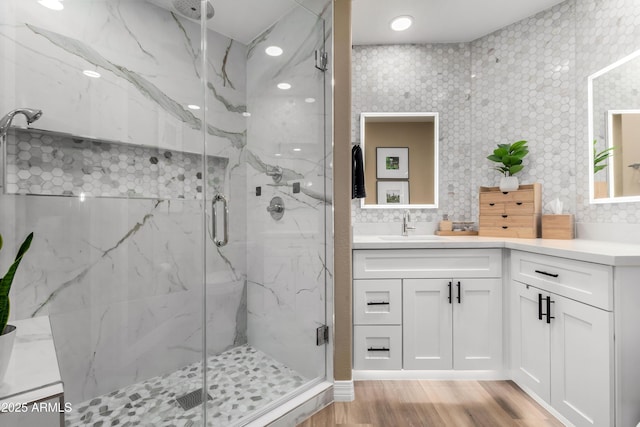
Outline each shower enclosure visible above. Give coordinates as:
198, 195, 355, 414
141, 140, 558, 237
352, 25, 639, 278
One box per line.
0, 0, 332, 425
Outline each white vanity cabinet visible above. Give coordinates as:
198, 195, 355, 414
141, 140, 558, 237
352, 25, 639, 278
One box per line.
510, 250, 614, 427
403, 278, 502, 370
353, 249, 502, 373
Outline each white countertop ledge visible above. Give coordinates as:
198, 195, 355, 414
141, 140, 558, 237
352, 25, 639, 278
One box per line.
352, 235, 640, 266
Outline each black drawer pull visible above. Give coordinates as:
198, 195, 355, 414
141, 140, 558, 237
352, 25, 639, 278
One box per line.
367, 347, 390, 352
546, 296, 555, 324
456, 281, 461, 304
538, 293, 543, 320
501, 214, 508, 218
448, 281, 452, 304
502, 226, 508, 229
516, 202, 523, 205
367, 301, 390, 306
535, 269, 559, 278
489, 203, 495, 206
502, 192, 508, 195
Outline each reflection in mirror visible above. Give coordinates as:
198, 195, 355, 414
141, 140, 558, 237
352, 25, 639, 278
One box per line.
589, 48, 640, 203
360, 112, 438, 209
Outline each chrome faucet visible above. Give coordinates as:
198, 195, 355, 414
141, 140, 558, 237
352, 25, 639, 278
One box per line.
402, 210, 416, 236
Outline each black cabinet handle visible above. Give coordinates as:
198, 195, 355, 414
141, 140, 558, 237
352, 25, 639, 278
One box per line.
502, 192, 509, 195
367, 347, 390, 352
516, 202, 523, 205
538, 293, 543, 320
456, 281, 461, 304
489, 203, 495, 206
535, 269, 559, 278
501, 214, 508, 218
546, 296, 555, 324
502, 226, 508, 229
366, 301, 390, 306
448, 281, 452, 304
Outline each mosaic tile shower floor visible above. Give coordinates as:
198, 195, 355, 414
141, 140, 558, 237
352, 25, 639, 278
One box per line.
64, 345, 307, 427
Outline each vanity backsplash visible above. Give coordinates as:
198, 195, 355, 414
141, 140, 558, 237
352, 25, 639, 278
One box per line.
352, 0, 640, 230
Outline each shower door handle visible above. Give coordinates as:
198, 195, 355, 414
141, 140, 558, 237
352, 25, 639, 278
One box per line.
212, 193, 229, 247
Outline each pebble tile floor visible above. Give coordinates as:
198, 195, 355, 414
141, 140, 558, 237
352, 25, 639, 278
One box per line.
64, 345, 307, 427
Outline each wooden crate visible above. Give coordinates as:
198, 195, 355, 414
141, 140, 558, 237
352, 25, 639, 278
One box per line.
478, 183, 541, 238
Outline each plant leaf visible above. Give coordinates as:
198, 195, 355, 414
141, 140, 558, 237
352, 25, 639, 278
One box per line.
509, 164, 524, 175
0, 232, 33, 334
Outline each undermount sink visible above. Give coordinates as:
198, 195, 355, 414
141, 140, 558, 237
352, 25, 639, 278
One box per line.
377, 235, 443, 241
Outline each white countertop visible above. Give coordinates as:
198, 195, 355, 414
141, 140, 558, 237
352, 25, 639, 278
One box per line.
0, 316, 63, 404
352, 235, 640, 266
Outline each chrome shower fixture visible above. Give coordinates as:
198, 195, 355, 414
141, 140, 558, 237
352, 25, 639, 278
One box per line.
0, 108, 43, 138
172, 0, 214, 20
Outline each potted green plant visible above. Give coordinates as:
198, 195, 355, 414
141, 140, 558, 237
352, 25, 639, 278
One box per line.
487, 140, 529, 191
0, 232, 33, 382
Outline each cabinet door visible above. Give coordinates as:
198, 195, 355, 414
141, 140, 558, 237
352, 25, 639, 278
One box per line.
511, 281, 551, 403
453, 278, 502, 370
550, 295, 613, 427
403, 279, 452, 370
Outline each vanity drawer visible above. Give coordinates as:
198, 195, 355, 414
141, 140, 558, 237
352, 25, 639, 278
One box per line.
480, 189, 536, 204
353, 325, 402, 370
479, 215, 537, 228
511, 250, 613, 310
354, 280, 402, 325
480, 201, 537, 215
479, 226, 538, 238
353, 249, 502, 279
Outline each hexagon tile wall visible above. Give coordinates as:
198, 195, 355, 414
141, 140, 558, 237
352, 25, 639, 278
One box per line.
4, 128, 227, 200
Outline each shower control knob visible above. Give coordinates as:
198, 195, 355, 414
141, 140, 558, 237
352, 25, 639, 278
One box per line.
267, 196, 285, 220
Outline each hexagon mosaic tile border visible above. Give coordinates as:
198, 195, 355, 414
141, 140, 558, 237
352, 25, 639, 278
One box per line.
5, 128, 227, 200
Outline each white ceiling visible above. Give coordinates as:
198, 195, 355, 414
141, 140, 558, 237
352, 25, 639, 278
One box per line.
352, 0, 567, 45
147, 0, 297, 45
147, 0, 567, 46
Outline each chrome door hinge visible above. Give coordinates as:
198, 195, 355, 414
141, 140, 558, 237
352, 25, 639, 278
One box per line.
315, 50, 328, 71
316, 325, 329, 345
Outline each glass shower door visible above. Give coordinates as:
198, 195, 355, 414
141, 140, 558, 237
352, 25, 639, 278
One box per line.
203, 1, 328, 424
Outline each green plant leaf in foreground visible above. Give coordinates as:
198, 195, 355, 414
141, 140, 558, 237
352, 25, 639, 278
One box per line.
0, 232, 33, 334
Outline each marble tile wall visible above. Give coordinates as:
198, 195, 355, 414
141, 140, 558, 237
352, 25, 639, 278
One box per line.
5, 128, 227, 199
0, 0, 248, 404
245, 3, 329, 380
351, 44, 473, 225
352, 0, 640, 229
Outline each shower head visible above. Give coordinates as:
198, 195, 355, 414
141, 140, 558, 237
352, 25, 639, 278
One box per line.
172, 0, 214, 20
0, 108, 43, 138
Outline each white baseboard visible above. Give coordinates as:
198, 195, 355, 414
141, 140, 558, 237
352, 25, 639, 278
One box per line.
352, 369, 508, 381
511, 380, 572, 426
333, 380, 355, 402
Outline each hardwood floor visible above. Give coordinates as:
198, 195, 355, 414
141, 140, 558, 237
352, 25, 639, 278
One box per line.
297, 381, 563, 427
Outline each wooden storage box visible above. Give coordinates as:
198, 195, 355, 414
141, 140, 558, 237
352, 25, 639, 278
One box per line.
541, 214, 575, 239
478, 183, 541, 238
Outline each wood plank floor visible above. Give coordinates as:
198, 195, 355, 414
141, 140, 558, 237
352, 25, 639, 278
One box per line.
297, 381, 564, 427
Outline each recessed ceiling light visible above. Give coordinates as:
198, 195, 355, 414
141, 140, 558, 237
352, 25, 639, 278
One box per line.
82, 70, 101, 78
304, 98, 316, 103
265, 46, 283, 57
277, 82, 292, 90
242, 112, 251, 117
187, 104, 201, 110
293, 148, 301, 152
275, 153, 282, 157
38, 0, 64, 10
390, 15, 413, 32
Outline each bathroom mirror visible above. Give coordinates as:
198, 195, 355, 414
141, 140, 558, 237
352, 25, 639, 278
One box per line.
589, 48, 640, 203
359, 112, 438, 209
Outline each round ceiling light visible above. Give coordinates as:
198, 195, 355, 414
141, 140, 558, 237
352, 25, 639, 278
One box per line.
265, 46, 283, 57
390, 15, 413, 32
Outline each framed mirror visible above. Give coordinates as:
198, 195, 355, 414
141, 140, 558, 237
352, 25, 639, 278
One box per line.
588, 48, 640, 203
359, 112, 438, 209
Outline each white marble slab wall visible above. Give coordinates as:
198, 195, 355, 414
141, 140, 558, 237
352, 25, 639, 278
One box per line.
245, 3, 329, 381
351, 43, 473, 225
0, 0, 247, 404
